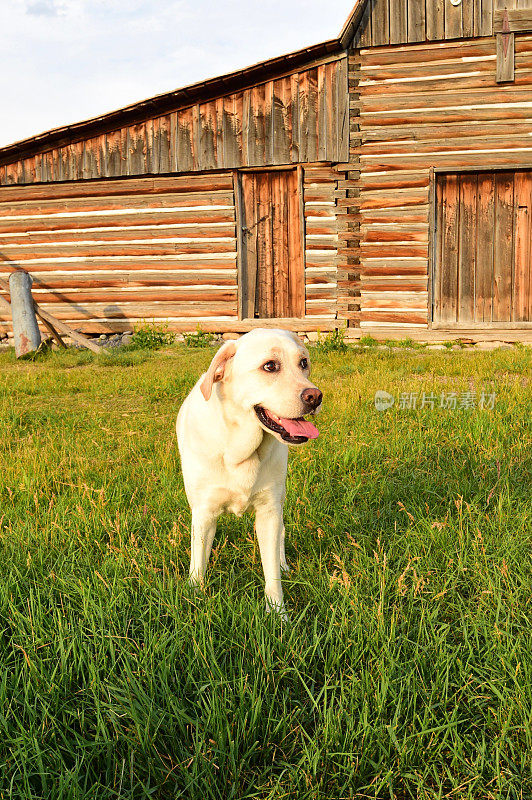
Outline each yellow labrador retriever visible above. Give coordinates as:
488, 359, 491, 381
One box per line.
176, 328, 322, 617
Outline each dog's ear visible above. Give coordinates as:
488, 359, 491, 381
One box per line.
200, 341, 237, 401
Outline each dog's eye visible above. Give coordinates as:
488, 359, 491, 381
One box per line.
300, 358, 309, 370
262, 360, 280, 373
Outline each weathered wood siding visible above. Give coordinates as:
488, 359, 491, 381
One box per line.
0, 58, 348, 186
350, 34, 532, 329
435, 170, 532, 325
304, 166, 340, 320
0, 167, 342, 333
355, 0, 505, 46
0, 174, 239, 332
238, 169, 304, 318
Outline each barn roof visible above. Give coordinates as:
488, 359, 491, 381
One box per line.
0, 1, 366, 164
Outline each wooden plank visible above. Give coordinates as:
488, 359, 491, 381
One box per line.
0, 191, 235, 218
0, 241, 236, 260
474, 0, 493, 36
457, 174, 477, 323
265, 81, 275, 166
336, 58, 349, 164
24, 270, 237, 288
0, 173, 233, 201
272, 77, 291, 166
28, 287, 237, 304
408, 0, 426, 42
317, 64, 329, 162
222, 95, 239, 169
0, 209, 235, 234
0, 224, 236, 244
389, 0, 408, 44
289, 73, 300, 163
1, 256, 237, 274
176, 108, 194, 173
257, 173, 273, 317
271, 172, 288, 317
437, 174, 459, 324
198, 103, 217, 171
356, 0, 373, 47
493, 171, 515, 322
445, 0, 463, 38
475, 172, 495, 323
31, 302, 237, 320
426, 0, 445, 39
248, 84, 266, 167
301, 68, 318, 163
325, 62, 338, 163
291, 168, 305, 317
496, 32, 515, 82
513, 170, 532, 322
372, 0, 390, 46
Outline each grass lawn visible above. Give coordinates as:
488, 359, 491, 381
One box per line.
0, 342, 530, 799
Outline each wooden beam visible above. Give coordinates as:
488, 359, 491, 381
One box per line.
496, 9, 515, 83
496, 31, 515, 82
494, 8, 532, 32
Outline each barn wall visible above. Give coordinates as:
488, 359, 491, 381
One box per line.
350, 33, 532, 329
0, 57, 348, 186
0, 174, 238, 332
0, 168, 342, 333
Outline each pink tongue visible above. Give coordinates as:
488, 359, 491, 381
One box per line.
278, 416, 319, 439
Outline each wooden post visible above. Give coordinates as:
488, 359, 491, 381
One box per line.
9, 271, 41, 357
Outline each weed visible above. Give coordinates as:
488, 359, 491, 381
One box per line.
183, 327, 218, 348
315, 328, 349, 353
130, 321, 174, 350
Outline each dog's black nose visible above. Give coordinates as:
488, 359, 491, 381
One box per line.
301, 387, 323, 410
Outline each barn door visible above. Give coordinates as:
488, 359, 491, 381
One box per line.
434, 170, 532, 326
238, 170, 304, 319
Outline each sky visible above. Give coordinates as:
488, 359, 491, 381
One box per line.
0, 0, 355, 148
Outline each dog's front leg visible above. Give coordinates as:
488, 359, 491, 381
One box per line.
254, 501, 287, 618
189, 506, 218, 587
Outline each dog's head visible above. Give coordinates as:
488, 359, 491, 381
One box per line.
200, 329, 322, 445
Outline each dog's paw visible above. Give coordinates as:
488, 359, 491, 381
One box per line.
265, 597, 289, 622
280, 561, 291, 574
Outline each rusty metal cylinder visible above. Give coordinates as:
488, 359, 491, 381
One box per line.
9, 271, 41, 358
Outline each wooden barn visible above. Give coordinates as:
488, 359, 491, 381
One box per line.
1, 0, 532, 339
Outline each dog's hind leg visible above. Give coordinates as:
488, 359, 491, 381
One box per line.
189, 506, 218, 587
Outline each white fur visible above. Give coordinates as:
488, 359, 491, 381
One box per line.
176, 328, 321, 617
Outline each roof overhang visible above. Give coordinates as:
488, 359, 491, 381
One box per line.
0, 1, 367, 166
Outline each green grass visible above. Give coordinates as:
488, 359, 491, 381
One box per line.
0, 344, 531, 799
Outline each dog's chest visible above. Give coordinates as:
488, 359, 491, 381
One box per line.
218, 438, 286, 516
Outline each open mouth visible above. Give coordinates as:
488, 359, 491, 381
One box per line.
254, 405, 319, 445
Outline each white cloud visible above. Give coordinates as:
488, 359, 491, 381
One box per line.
0, 0, 354, 148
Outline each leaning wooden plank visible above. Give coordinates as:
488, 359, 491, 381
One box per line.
0, 291, 11, 314
31, 305, 108, 354
33, 307, 67, 349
